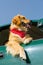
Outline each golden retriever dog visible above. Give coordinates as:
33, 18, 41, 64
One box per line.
5, 14, 32, 60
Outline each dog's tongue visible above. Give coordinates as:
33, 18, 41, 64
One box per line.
26, 24, 31, 28
10, 28, 26, 38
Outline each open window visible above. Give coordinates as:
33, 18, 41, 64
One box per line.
0, 19, 43, 45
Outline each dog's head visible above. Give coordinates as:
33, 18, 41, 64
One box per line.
10, 14, 31, 32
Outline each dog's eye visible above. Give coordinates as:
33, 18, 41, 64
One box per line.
21, 22, 26, 26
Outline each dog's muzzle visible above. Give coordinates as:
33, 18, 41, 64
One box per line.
21, 22, 31, 28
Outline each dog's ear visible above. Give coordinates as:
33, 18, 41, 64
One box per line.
12, 17, 17, 24
12, 16, 21, 26
16, 16, 21, 25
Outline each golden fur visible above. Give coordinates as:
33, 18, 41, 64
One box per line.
5, 14, 32, 60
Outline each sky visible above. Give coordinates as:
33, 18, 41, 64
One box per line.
0, 0, 43, 26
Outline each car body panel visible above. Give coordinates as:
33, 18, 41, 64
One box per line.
0, 39, 43, 65
24, 39, 43, 65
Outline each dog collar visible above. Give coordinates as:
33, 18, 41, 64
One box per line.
10, 28, 26, 38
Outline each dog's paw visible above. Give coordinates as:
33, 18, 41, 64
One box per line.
19, 46, 26, 60
23, 37, 32, 44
